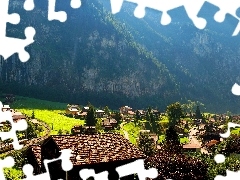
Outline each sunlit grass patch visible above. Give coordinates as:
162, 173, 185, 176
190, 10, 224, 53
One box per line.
18, 109, 84, 135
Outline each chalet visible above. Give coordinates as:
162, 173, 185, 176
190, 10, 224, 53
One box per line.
127, 111, 135, 117
151, 109, 161, 117
11, 111, 26, 122
182, 143, 201, 153
82, 107, 89, 112
77, 112, 87, 119
209, 118, 215, 123
135, 110, 145, 119
66, 105, 79, 116
95, 110, 105, 118
205, 140, 219, 150
119, 106, 132, 115
25, 134, 146, 180
71, 125, 84, 135
102, 118, 117, 130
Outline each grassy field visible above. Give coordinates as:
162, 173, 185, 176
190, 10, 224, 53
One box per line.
0, 95, 85, 135
122, 122, 141, 145
18, 109, 85, 135
230, 127, 240, 135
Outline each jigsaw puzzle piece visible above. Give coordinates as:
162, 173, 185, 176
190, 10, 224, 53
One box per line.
116, 159, 158, 180
22, 149, 73, 180
0, 1, 20, 38
48, 0, 81, 22
215, 170, 240, 180
22, 163, 50, 180
197, 1, 240, 36
207, 0, 240, 23
24, 0, 35, 11
79, 169, 109, 180
166, 5, 192, 24
110, 0, 124, 14
0, 156, 15, 180
0, 102, 28, 150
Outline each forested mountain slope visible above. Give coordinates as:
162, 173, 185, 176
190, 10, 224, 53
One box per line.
0, 0, 239, 113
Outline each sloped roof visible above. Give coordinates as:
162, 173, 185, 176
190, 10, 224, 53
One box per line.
30, 145, 41, 166
96, 110, 104, 113
2, 105, 10, 109
68, 108, 79, 112
78, 112, 87, 116
183, 143, 201, 149
47, 133, 146, 165
205, 140, 219, 147
109, 118, 117, 124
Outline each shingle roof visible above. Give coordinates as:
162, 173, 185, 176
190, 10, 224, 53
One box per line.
31, 145, 41, 166
49, 133, 146, 165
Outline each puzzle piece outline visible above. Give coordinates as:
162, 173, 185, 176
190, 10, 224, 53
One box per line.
109, 0, 240, 36
22, 149, 73, 180
0, 102, 28, 150
0, 0, 36, 62
0, 0, 82, 62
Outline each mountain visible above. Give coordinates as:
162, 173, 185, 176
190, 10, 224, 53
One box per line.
0, 0, 240, 113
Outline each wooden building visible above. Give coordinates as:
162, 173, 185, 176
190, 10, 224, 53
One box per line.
102, 118, 118, 130
66, 105, 80, 116
25, 133, 146, 180
182, 143, 201, 153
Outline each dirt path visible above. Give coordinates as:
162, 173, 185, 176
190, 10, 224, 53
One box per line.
189, 127, 209, 154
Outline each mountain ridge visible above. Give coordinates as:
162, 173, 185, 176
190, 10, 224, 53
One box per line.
0, 0, 240, 113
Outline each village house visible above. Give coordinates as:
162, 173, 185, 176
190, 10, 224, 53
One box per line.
182, 143, 201, 153
71, 125, 84, 135
151, 109, 161, 118
135, 110, 145, 119
204, 139, 219, 151
77, 112, 87, 119
11, 111, 26, 122
24, 133, 146, 180
82, 106, 89, 112
95, 109, 105, 118
101, 118, 118, 131
127, 111, 135, 118
66, 105, 80, 116
119, 106, 132, 115
0, 105, 26, 125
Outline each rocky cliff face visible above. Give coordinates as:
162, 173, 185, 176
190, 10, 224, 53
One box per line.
1, 0, 240, 112
0, 0, 179, 109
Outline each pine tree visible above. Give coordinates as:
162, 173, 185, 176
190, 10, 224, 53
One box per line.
195, 106, 202, 119
31, 110, 35, 119
26, 121, 38, 139
104, 106, 110, 116
86, 105, 96, 126
165, 126, 182, 153
138, 132, 156, 156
